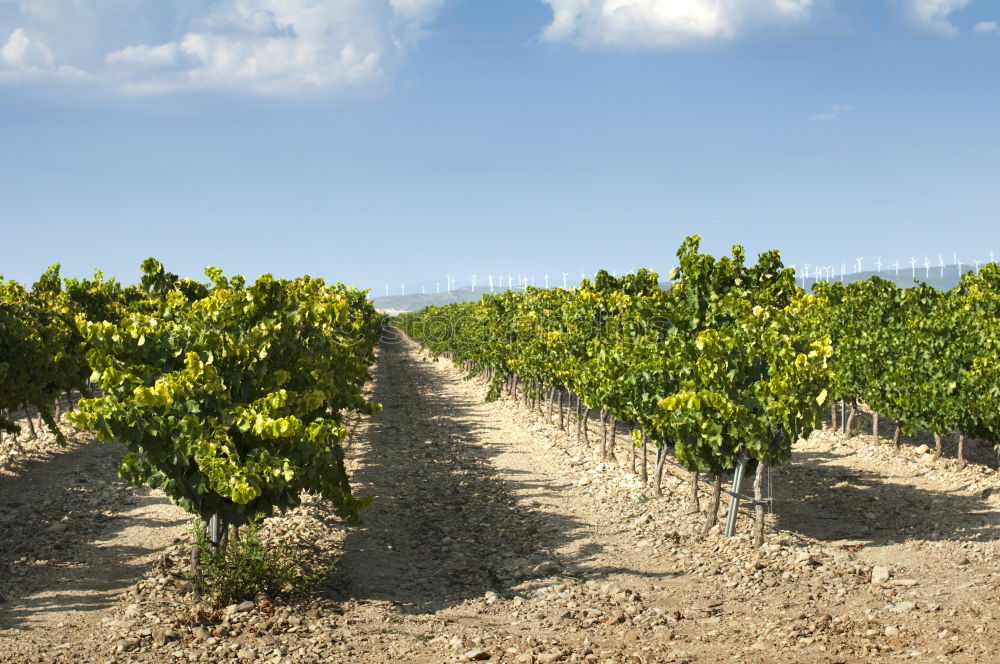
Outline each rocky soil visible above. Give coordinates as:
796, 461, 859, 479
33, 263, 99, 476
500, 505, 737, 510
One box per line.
1, 334, 999, 663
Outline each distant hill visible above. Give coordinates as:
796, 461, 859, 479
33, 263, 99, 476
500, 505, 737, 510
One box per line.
797, 265, 978, 291
373, 265, 985, 313
372, 287, 496, 314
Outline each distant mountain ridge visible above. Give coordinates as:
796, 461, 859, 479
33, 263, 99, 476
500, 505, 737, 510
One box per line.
372, 265, 985, 313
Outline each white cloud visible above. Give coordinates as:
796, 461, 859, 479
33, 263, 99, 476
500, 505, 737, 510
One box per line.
539, 0, 821, 49
810, 104, 851, 121
2, 27, 52, 67
106, 43, 181, 68
888, 0, 971, 37
0, 0, 449, 94
973, 20, 998, 33
0, 27, 84, 79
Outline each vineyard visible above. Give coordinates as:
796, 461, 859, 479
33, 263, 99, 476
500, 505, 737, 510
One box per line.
1, 241, 1000, 663
396, 236, 1000, 542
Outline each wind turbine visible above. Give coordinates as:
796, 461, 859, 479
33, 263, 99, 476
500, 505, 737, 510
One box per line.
446, 274, 451, 292
893, 259, 900, 277
909, 257, 917, 279
471, 274, 477, 292
385, 285, 389, 297
938, 254, 945, 279
814, 266, 822, 282
508, 275, 513, 290
489, 275, 494, 293
841, 263, 847, 281
923, 256, 931, 279
544, 273, 549, 289
954, 254, 962, 278
826, 265, 834, 282
875, 257, 883, 274
803, 263, 810, 288
562, 272, 568, 289
974, 259, 981, 275
855, 257, 864, 274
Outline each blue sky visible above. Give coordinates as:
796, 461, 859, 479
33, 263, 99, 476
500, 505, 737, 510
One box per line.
1, 0, 998, 294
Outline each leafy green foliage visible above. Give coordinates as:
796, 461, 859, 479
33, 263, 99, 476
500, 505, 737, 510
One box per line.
397, 236, 833, 475
0, 265, 97, 439
192, 516, 330, 608
69, 260, 383, 527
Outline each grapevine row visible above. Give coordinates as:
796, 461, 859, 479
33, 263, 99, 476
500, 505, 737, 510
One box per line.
396, 236, 834, 545
2, 259, 384, 545
396, 237, 1000, 544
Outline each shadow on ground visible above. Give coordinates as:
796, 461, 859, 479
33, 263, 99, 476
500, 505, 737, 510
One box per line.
325, 335, 605, 615
0, 438, 190, 631
770, 449, 1000, 545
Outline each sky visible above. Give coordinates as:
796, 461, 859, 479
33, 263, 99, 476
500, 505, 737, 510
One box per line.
1, 0, 998, 294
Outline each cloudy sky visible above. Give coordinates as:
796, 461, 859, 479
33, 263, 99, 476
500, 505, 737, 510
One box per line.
1, 0, 997, 291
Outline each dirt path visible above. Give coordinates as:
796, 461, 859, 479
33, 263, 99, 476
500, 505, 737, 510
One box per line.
0, 428, 190, 659
2, 335, 1000, 663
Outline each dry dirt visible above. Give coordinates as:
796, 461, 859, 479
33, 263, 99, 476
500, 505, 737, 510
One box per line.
1, 333, 1000, 663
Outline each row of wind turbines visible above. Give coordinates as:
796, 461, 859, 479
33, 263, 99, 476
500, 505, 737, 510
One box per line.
382, 252, 997, 297
384, 270, 635, 297
791, 252, 996, 288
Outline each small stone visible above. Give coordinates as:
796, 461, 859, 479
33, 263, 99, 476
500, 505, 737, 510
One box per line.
115, 638, 140, 653
235, 600, 255, 613
536, 653, 564, 663
632, 514, 652, 528
914, 444, 929, 455
193, 627, 210, 642
890, 601, 917, 613
870, 566, 890, 585
152, 629, 175, 646
124, 603, 142, 618
891, 579, 918, 587
885, 626, 900, 637
955, 556, 970, 566
577, 477, 591, 487
237, 647, 256, 661
533, 561, 558, 576
464, 649, 491, 660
